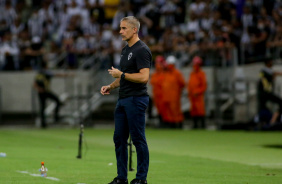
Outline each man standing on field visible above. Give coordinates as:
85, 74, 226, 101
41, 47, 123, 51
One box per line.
100, 16, 152, 184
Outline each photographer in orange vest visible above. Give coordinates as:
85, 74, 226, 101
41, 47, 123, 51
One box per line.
162, 55, 185, 128
150, 55, 166, 124
187, 56, 207, 129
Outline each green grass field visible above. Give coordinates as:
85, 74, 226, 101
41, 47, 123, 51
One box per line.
1, 127, 282, 184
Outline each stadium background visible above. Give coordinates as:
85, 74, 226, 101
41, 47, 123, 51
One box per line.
1, 1, 282, 184
0, 0, 282, 128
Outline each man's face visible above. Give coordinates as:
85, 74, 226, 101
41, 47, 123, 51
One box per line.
119, 21, 136, 41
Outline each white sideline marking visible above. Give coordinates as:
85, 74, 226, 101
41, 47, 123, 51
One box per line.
17, 170, 60, 181
46, 177, 60, 181
250, 163, 282, 168
30, 174, 41, 177
17, 171, 29, 174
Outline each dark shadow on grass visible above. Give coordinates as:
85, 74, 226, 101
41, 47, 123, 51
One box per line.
262, 144, 282, 149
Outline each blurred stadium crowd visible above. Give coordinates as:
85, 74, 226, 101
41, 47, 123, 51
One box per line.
0, 0, 282, 71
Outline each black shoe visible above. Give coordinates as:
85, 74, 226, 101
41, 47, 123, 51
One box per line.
108, 177, 128, 184
130, 178, 147, 184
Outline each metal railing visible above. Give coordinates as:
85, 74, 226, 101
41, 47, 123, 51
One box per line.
219, 79, 258, 123
31, 52, 118, 126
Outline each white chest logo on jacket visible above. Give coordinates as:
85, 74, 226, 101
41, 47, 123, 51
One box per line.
128, 52, 133, 60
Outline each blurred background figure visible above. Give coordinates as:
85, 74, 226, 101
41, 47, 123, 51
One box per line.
161, 55, 185, 128
24, 36, 45, 70
150, 55, 166, 126
0, 31, 20, 70
1, 0, 282, 130
257, 57, 282, 127
187, 56, 207, 129
33, 62, 67, 128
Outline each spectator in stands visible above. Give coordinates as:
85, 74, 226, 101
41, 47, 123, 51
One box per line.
263, 0, 276, 15
159, 0, 178, 28
130, 0, 146, 16
83, 13, 101, 36
186, 31, 199, 56
85, 0, 105, 25
99, 24, 114, 69
188, 0, 206, 16
112, 1, 133, 31
67, 0, 82, 18
138, 2, 161, 39
62, 33, 77, 69
68, 0, 90, 30
38, 1, 56, 39
2, 0, 17, 26
24, 36, 45, 70
161, 55, 185, 128
159, 28, 175, 53
249, 17, 269, 60
209, 24, 234, 65
241, 5, 255, 30
0, 31, 20, 70
10, 17, 25, 38
200, 8, 213, 31
103, 0, 120, 24
111, 28, 125, 67
197, 32, 213, 66
0, 0, 281, 71
73, 31, 90, 61
15, 0, 30, 23
143, 34, 163, 55
205, 0, 216, 12
172, 33, 189, 68
271, 8, 281, 29
31, 0, 42, 9
186, 12, 200, 35
44, 41, 62, 69
268, 23, 282, 48
174, 0, 186, 24
0, 20, 9, 37
216, 0, 236, 22
56, 4, 71, 43
187, 56, 207, 129
245, 0, 261, 16
211, 10, 223, 27
277, 2, 282, 15
28, 8, 45, 39
17, 29, 31, 69
225, 22, 242, 64
257, 57, 282, 125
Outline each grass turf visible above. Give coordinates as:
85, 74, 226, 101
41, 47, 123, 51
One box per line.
0, 128, 282, 184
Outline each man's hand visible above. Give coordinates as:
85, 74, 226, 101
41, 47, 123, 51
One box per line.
100, 85, 111, 95
108, 66, 122, 78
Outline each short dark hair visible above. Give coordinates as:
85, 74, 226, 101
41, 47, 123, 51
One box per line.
120, 16, 140, 32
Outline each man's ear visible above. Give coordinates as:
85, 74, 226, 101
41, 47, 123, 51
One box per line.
134, 27, 138, 34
